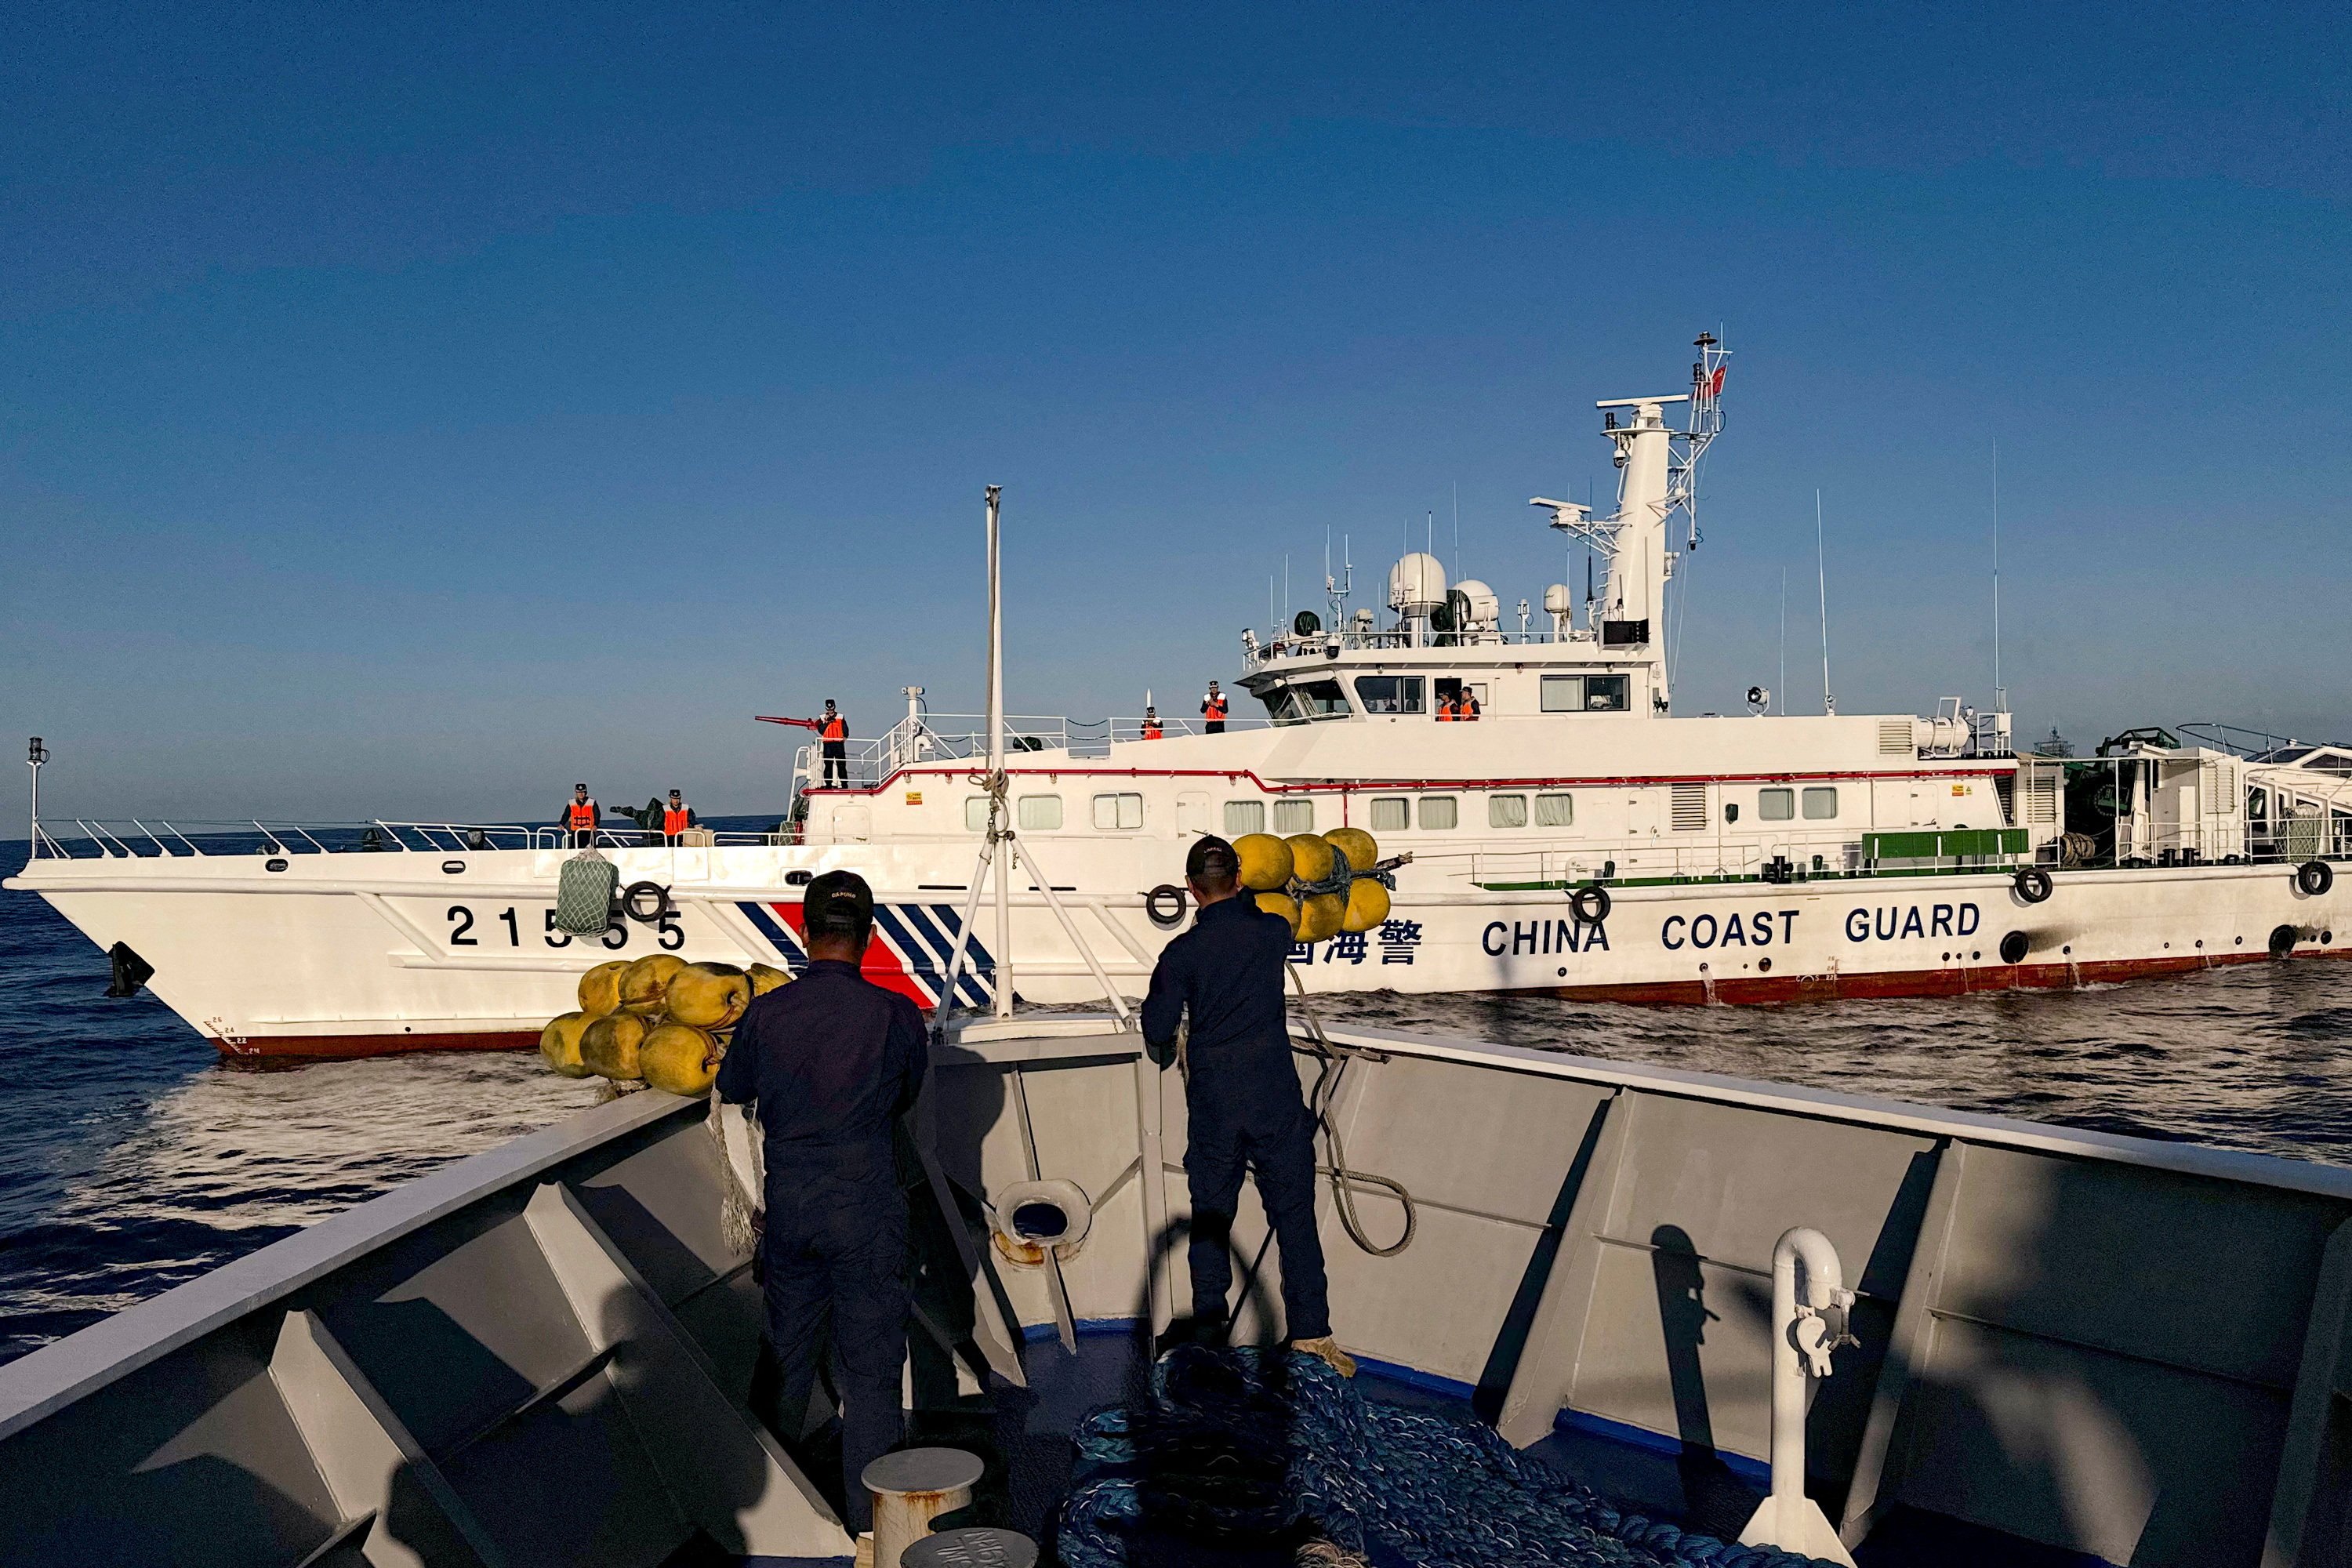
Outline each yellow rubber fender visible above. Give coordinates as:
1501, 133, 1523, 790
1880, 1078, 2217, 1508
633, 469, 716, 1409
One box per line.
1324, 827, 1377, 878
577, 959, 630, 1018
1298, 890, 1347, 943
539, 1011, 593, 1077
619, 953, 688, 1014
1341, 877, 1391, 935
1234, 833, 1294, 891
1253, 891, 1301, 935
1286, 833, 1336, 886
639, 1022, 720, 1097
745, 962, 792, 996
580, 1012, 649, 1080
666, 962, 751, 1029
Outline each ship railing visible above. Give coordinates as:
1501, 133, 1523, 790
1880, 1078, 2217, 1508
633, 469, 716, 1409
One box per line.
27, 818, 574, 859
1243, 625, 1599, 668
790, 711, 1273, 793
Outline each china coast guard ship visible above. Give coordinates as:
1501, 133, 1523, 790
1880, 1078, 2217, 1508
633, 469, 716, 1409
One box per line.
12, 337, 2348, 1058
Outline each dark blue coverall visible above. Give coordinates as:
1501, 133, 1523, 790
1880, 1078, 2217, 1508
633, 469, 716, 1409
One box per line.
1141, 895, 1331, 1340
715, 959, 927, 1534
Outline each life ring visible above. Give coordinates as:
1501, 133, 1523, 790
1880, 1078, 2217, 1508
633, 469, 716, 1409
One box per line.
1144, 884, 1188, 929
2013, 867, 2053, 905
2296, 860, 2334, 897
620, 880, 673, 924
1569, 883, 1611, 924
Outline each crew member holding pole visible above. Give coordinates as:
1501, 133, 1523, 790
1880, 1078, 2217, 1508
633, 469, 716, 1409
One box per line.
820, 700, 849, 788
562, 783, 600, 848
1141, 837, 1352, 1374
660, 789, 696, 845
1142, 706, 1163, 740
715, 870, 926, 1541
1200, 681, 1229, 735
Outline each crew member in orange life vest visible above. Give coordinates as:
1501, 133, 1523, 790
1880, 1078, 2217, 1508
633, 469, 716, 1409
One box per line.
660, 790, 697, 845
1200, 682, 1229, 734
819, 700, 849, 788
1142, 706, 1163, 740
1435, 695, 1456, 723
1457, 689, 1481, 721
563, 783, 600, 847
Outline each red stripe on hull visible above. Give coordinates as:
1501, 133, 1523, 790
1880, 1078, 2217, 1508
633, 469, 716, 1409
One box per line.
1543, 947, 2352, 1006
212, 1029, 539, 1063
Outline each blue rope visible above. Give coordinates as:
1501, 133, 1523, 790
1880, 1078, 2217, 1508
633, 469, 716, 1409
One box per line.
1057, 1347, 1838, 1568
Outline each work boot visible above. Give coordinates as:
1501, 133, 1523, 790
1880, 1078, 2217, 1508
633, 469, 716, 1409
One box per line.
1291, 1335, 1356, 1377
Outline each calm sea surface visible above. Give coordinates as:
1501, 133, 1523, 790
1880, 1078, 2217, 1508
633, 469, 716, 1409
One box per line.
5, 838, 2351, 1367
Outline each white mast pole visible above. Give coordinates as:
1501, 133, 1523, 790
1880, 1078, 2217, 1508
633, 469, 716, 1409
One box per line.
1816, 490, 1834, 717
985, 485, 1012, 1018
1992, 436, 2004, 710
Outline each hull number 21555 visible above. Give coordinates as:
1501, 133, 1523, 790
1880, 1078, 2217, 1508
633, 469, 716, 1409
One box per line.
444, 905, 684, 953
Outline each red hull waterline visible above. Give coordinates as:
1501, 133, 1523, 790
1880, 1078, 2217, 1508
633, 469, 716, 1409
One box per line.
205, 948, 2352, 1060
212, 1029, 542, 1063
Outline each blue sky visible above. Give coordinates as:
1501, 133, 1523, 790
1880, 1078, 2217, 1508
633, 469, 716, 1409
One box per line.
4, 2, 2347, 831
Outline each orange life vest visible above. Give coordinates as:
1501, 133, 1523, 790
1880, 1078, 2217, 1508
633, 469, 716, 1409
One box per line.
1436, 699, 1455, 722
821, 714, 846, 741
568, 800, 596, 829
1142, 720, 1163, 739
663, 804, 690, 834
1460, 695, 1480, 720
1203, 694, 1228, 721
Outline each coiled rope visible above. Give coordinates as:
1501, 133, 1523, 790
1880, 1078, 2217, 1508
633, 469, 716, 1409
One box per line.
1058, 1345, 1835, 1568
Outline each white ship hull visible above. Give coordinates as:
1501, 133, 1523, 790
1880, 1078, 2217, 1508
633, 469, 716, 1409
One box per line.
14, 840, 2345, 1058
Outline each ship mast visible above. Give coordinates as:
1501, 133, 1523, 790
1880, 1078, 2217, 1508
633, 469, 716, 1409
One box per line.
1531, 332, 1727, 713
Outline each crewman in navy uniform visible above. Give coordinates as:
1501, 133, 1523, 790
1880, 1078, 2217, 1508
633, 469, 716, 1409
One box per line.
1200, 682, 1229, 734
1142, 837, 1353, 1374
715, 869, 926, 1540
819, 700, 850, 788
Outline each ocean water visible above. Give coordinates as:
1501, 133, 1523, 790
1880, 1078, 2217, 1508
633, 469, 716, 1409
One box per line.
5, 840, 2351, 1368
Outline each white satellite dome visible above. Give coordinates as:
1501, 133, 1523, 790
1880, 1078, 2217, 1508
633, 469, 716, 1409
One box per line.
1388, 552, 1448, 612
1541, 583, 1573, 617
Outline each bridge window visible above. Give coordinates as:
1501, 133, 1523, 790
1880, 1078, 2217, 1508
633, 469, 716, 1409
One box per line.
965, 797, 991, 831
1272, 799, 1316, 833
1759, 788, 1795, 821
1489, 794, 1528, 828
1802, 786, 1839, 821
1369, 797, 1409, 833
1355, 675, 1425, 715
1540, 676, 1584, 713
1018, 794, 1064, 830
1535, 793, 1573, 827
1265, 680, 1352, 725
1225, 800, 1265, 836
1092, 793, 1143, 830
1419, 796, 1459, 830
1584, 675, 1631, 712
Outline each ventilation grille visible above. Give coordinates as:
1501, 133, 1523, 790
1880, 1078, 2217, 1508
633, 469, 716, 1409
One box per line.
1878, 720, 1915, 755
1670, 783, 1709, 832
2024, 775, 2060, 826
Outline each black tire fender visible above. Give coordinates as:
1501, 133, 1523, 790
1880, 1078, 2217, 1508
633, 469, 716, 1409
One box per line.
2296, 860, 2334, 897
2014, 867, 2053, 905
1569, 883, 1612, 924
1144, 884, 1188, 930
620, 880, 673, 924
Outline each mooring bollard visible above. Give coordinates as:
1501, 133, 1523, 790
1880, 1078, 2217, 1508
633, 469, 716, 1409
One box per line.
901, 1526, 1039, 1568
862, 1447, 987, 1568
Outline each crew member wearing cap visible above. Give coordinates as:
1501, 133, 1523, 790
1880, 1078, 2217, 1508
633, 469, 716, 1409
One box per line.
715, 870, 927, 1537
1140, 837, 1352, 1374
659, 789, 695, 845
561, 784, 599, 848
819, 700, 849, 788
1200, 682, 1229, 734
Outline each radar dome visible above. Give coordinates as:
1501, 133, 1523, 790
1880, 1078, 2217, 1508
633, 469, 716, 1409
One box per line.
1388, 552, 1448, 612
1541, 583, 1573, 616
